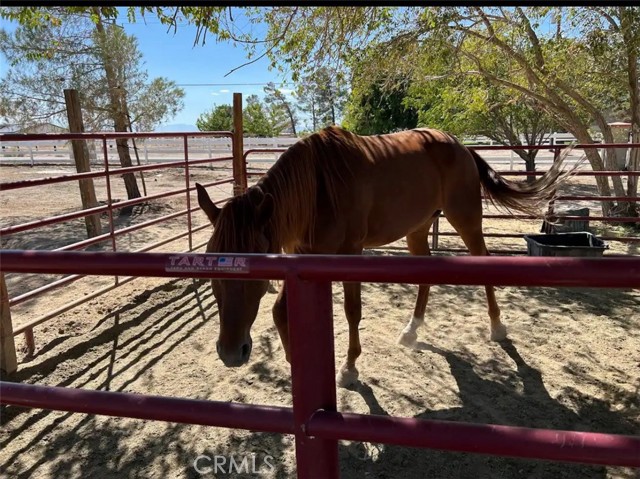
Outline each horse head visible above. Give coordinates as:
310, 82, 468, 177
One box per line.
196, 183, 275, 367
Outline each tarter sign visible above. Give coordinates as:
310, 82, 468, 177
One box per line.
166, 254, 250, 274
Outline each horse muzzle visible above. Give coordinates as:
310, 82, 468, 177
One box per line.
216, 338, 253, 367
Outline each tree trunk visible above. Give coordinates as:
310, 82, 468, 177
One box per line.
311, 99, 317, 131
93, 11, 141, 215
567, 125, 614, 216
600, 125, 627, 200
286, 104, 297, 136
621, 7, 640, 219
524, 152, 536, 184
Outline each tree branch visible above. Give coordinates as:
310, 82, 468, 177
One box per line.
515, 7, 545, 70
224, 7, 297, 77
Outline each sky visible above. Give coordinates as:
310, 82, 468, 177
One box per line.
0, 8, 295, 130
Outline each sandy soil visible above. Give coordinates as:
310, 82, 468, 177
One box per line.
0, 160, 639, 479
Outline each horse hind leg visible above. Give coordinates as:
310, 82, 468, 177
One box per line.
398, 221, 435, 348
444, 205, 507, 341
336, 281, 362, 388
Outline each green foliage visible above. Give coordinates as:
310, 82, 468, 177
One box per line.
196, 104, 233, 131
0, 8, 185, 131
296, 67, 348, 130
199, 96, 288, 137
244, 95, 273, 137
342, 80, 418, 135
243, 94, 288, 137
263, 82, 298, 135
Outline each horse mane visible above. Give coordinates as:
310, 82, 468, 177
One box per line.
257, 125, 358, 251
210, 192, 264, 252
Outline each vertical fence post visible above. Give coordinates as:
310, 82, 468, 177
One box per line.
232, 93, 247, 196
431, 215, 440, 251
0, 273, 17, 375
286, 276, 339, 479
102, 137, 118, 286
184, 135, 193, 251
64, 89, 102, 238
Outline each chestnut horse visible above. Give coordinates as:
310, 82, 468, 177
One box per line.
196, 126, 572, 387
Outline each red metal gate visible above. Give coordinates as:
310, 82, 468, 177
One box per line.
1, 250, 639, 477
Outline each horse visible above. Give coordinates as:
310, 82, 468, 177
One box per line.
196, 126, 573, 387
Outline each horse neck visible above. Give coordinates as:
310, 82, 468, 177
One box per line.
257, 153, 317, 251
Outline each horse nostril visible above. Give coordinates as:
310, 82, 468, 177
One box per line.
241, 343, 251, 360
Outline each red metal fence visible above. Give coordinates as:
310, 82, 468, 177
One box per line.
1, 131, 640, 475
1, 250, 639, 477
0, 130, 239, 356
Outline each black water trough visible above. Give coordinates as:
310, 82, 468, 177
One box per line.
523, 232, 608, 257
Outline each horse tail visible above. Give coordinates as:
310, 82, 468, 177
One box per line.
470, 147, 580, 217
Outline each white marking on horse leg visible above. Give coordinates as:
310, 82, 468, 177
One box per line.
490, 322, 508, 341
397, 316, 424, 348
336, 363, 359, 388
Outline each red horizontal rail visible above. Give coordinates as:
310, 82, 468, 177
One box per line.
0, 204, 110, 236
496, 170, 640, 176
554, 195, 640, 201
243, 143, 640, 158
3, 380, 637, 468
9, 273, 82, 307
0, 178, 232, 237
307, 410, 640, 468
101, 178, 233, 214
8, 219, 216, 313
0, 156, 233, 192
246, 169, 638, 179
0, 382, 294, 434
433, 231, 640, 243
243, 148, 285, 160
471, 143, 639, 150
1, 251, 639, 288
0, 131, 234, 142
484, 214, 640, 223
482, 214, 640, 222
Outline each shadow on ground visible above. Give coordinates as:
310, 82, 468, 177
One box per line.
338, 339, 637, 479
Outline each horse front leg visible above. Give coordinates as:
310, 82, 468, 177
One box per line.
336, 281, 362, 388
272, 283, 290, 362
398, 224, 434, 348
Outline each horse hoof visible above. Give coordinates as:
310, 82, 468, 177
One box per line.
491, 323, 508, 341
336, 367, 359, 388
397, 330, 418, 348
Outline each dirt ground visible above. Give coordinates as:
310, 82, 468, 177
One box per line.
0, 159, 639, 479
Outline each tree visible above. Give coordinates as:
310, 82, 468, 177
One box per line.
243, 95, 288, 137
342, 77, 419, 135
196, 104, 233, 131
201, 7, 636, 217
295, 67, 348, 131
1, 7, 185, 211
243, 95, 272, 137
263, 82, 298, 135
5, 7, 638, 216
296, 81, 320, 131
397, 38, 560, 183
197, 97, 287, 137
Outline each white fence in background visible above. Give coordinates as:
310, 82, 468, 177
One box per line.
0, 136, 298, 166
0, 132, 604, 170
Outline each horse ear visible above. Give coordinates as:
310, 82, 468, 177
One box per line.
256, 193, 274, 227
247, 185, 265, 206
195, 183, 220, 224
